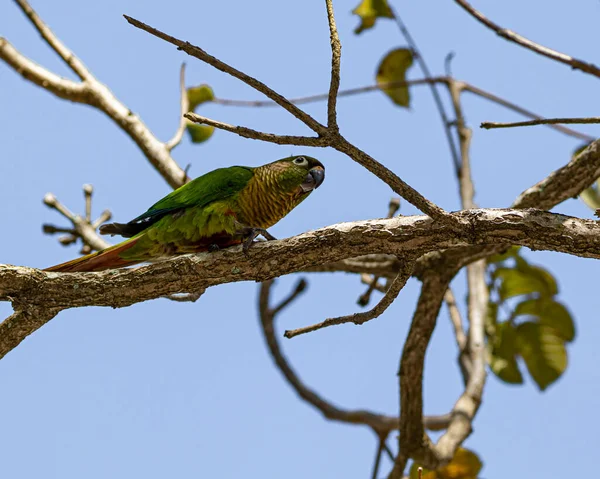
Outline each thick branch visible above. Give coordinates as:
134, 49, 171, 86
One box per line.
454, 0, 600, 79
4, 209, 600, 359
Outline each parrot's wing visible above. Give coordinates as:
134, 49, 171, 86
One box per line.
101, 166, 254, 238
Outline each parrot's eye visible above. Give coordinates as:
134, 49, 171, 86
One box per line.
293, 156, 308, 166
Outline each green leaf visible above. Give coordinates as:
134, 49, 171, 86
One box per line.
514, 298, 575, 342
410, 448, 483, 479
516, 322, 567, 391
487, 321, 523, 384
187, 84, 214, 110
493, 260, 557, 301
487, 246, 521, 265
376, 48, 414, 107
185, 122, 214, 143
352, 0, 394, 34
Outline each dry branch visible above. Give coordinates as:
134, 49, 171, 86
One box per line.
454, 0, 600, 79
0, 0, 188, 189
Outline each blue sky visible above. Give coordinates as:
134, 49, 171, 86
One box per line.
1, 1, 599, 477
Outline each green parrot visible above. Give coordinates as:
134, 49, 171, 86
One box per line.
45, 155, 325, 272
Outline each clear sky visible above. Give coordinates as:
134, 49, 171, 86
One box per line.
1, 1, 599, 478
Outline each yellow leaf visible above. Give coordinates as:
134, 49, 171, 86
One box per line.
376, 48, 414, 107
410, 448, 483, 479
187, 84, 214, 111
352, 0, 394, 34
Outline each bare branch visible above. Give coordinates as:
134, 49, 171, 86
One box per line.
212, 77, 594, 142
14, 0, 92, 80
165, 63, 189, 151
389, 6, 460, 175
42, 189, 111, 252
391, 271, 455, 477
444, 289, 467, 353
184, 113, 327, 147
0, 306, 63, 361
482, 117, 600, 130
123, 15, 327, 136
258, 279, 451, 434
1, 2, 188, 189
462, 83, 594, 141
454, 0, 600, 79
514, 138, 600, 209
284, 261, 413, 338
325, 0, 341, 131
211, 78, 447, 107
0, 38, 88, 102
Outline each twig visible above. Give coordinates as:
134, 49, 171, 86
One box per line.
211, 77, 594, 142
184, 113, 327, 146
211, 78, 447, 106
1, 0, 188, 189
165, 63, 189, 151
462, 83, 594, 141
454, 0, 600, 79
358, 198, 400, 306
123, 15, 327, 136
42, 188, 112, 253
444, 289, 467, 352
325, 0, 341, 131
482, 117, 600, 130
258, 279, 451, 434
284, 262, 413, 338
390, 6, 460, 176
14, 0, 92, 81
371, 437, 387, 479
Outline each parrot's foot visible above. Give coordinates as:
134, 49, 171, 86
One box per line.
240, 227, 277, 256
208, 244, 220, 252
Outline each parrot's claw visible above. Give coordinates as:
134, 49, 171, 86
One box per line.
208, 244, 220, 252
241, 227, 277, 256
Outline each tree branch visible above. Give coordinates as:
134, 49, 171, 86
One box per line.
165, 63, 189, 151
0, 38, 89, 102
258, 279, 452, 434
389, 7, 460, 175
325, 0, 341, 131
1, 0, 188, 189
453, 0, 600, 79
4, 209, 600, 360
184, 113, 327, 146
284, 261, 413, 338
123, 14, 327, 136
482, 117, 600, 130
42, 188, 112, 253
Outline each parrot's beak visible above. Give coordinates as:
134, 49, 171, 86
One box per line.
301, 167, 325, 192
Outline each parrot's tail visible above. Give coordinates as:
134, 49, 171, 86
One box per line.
44, 238, 142, 272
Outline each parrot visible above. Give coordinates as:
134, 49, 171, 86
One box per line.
44, 155, 325, 272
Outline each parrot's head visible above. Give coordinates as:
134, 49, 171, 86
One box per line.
269, 155, 325, 194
